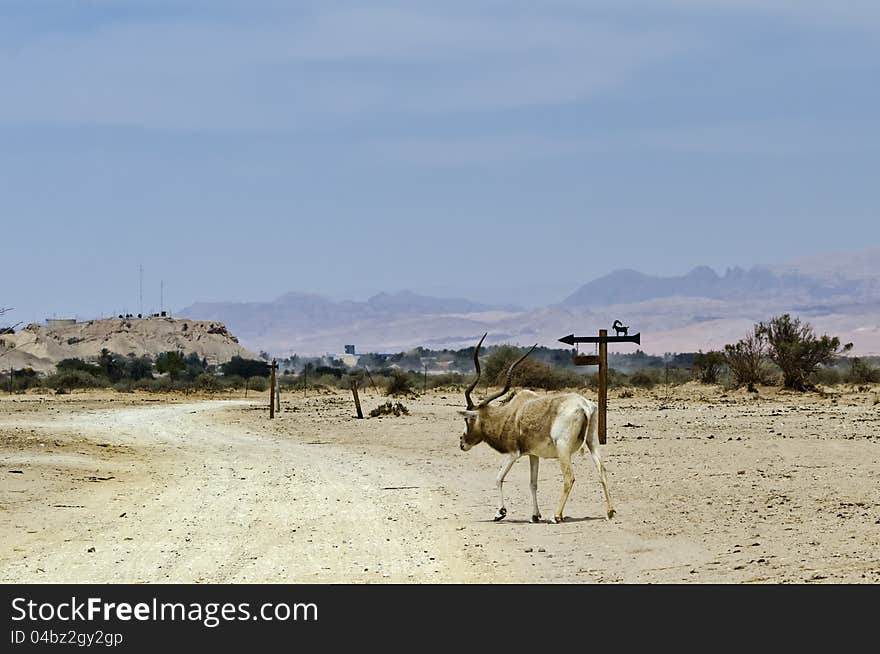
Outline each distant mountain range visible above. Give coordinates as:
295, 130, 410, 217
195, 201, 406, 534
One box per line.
179, 248, 880, 356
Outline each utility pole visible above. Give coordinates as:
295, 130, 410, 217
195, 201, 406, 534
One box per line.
269, 359, 277, 419
139, 264, 143, 317
160, 280, 164, 315
423, 362, 428, 393
275, 369, 281, 413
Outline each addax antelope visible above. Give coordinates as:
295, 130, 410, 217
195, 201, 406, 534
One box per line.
458, 334, 615, 523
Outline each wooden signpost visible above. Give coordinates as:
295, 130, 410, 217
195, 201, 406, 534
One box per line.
559, 326, 641, 444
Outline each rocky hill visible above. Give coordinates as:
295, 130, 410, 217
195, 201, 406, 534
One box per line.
0, 316, 256, 373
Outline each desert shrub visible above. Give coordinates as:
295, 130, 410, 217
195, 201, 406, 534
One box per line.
585, 368, 628, 390
369, 401, 410, 417
386, 370, 415, 396
45, 370, 104, 390
194, 372, 223, 392
247, 376, 269, 392
425, 372, 467, 389
221, 374, 246, 389
629, 369, 657, 389
758, 314, 852, 391
813, 366, 842, 386
7, 368, 41, 391
312, 373, 343, 389
692, 350, 726, 384
148, 376, 175, 393
724, 327, 774, 390
482, 345, 583, 390
845, 358, 880, 384
132, 378, 155, 391
278, 375, 302, 390
314, 366, 344, 379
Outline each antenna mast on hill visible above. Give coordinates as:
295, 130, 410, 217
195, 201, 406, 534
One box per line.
139, 264, 143, 316
160, 280, 164, 314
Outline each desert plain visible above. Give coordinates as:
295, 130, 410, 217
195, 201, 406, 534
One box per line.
1, 383, 878, 584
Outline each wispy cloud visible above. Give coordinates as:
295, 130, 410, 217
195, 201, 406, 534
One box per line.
0, 4, 696, 129
367, 118, 880, 166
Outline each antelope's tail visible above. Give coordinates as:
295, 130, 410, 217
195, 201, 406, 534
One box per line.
579, 400, 600, 456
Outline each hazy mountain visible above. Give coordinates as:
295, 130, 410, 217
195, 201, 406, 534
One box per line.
562, 264, 876, 307
178, 249, 880, 356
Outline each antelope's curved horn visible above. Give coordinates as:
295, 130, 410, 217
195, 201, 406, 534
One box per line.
477, 343, 538, 409
464, 333, 487, 410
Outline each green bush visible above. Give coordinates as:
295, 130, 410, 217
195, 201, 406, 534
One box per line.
482, 345, 583, 390
757, 314, 851, 391
194, 372, 223, 392
56, 358, 103, 375
156, 351, 186, 380
46, 370, 104, 390
222, 357, 270, 378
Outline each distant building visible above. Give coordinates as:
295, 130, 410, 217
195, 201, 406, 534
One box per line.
344, 344, 356, 355
337, 353, 359, 367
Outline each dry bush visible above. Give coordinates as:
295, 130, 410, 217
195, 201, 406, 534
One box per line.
385, 370, 415, 396
758, 314, 851, 391
369, 401, 410, 417
724, 328, 774, 390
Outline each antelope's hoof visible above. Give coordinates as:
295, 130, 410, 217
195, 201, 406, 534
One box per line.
493, 507, 507, 521
553, 515, 564, 524
607, 509, 616, 520
531, 514, 542, 523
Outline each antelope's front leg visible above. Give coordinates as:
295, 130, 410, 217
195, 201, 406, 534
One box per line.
494, 451, 519, 521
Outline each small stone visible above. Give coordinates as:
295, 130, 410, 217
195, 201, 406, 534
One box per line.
87, 547, 96, 553
524, 547, 533, 553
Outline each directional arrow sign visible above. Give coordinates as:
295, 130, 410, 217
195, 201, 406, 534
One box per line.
558, 333, 641, 346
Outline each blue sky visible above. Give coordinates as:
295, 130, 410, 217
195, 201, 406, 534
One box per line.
1, 1, 878, 323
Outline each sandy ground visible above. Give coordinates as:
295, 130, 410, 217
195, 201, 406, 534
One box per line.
1, 383, 879, 583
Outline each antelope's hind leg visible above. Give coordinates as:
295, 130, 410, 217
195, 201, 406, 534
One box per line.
494, 452, 519, 521
553, 450, 575, 523
584, 415, 615, 519
529, 455, 541, 523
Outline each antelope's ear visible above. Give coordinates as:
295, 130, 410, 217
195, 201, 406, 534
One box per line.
458, 410, 478, 419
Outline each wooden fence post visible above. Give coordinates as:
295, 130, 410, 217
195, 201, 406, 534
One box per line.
351, 379, 364, 419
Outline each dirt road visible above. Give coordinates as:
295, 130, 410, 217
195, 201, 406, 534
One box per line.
2, 386, 879, 583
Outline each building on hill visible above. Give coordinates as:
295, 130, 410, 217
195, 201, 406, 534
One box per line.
46, 318, 76, 329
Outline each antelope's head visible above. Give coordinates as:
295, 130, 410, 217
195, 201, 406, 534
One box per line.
459, 333, 536, 451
